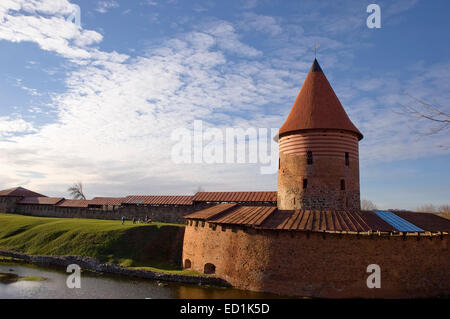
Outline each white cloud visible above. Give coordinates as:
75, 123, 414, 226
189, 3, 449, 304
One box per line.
0, 116, 36, 138
0, 1, 448, 199
203, 20, 262, 57
0, 22, 298, 194
239, 13, 283, 36
0, 0, 126, 62
95, 0, 119, 14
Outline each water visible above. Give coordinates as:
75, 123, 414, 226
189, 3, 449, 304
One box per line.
0, 263, 281, 299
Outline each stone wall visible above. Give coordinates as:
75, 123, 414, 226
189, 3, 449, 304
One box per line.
13, 202, 214, 224
182, 222, 450, 298
0, 196, 22, 213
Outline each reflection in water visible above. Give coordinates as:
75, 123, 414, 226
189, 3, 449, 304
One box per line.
0, 264, 283, 299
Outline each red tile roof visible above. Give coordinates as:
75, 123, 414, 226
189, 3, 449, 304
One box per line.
261, 210, 375, 232
279, 59, 363, 140
0, 186, 46, 198
212, 206, 276, 227
394, 211, 450, 233
18, 197, 64, 205
123, 195, 193, 206
184, 203, 236, 220
192, 191, 277, 203
57, 199, 90, 208
186, 205, 449, 233
89, 197, 125, 206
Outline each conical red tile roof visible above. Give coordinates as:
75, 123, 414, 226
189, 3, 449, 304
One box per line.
279, 59, 363, 140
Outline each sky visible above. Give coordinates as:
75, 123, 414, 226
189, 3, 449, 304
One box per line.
0, 0, 448, 210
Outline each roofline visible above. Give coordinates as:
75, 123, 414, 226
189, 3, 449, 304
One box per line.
274, 127, 363, 142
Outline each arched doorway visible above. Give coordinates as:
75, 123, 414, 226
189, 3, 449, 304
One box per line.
204, 263, 216, 274
184, 259, 191, 269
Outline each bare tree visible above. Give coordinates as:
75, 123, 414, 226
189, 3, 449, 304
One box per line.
438, 204, 450, 214
361, 199, 377, 210
67, 182, 86, 200
397, 93, 449, 148
416, 204, 436, 213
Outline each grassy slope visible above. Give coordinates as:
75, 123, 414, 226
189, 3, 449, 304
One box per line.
0, 213, 187, 272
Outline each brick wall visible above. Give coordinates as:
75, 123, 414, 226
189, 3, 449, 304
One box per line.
13, 202, 214, 224
278, 132, 360, 211
182, 222, 450, 298
0, 196, 22, 213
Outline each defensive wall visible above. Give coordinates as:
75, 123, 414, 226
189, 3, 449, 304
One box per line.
182, 220, 450, 298
0, 189, 277, 224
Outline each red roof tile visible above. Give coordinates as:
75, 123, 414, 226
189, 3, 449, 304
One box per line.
123, 195, 193, 206
394, 211, 450, 233
279, 59, 363, 140
211, 206, 276, 226
57, 199, 90, 208
18, 197, 64, 205
184, 203, 236, 220
192, 191, 277, 203
186, 206, 449, 233
89, 197, 125, 206
0, 186, 46, 198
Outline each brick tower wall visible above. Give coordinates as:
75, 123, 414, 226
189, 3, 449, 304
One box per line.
277, 130, 360, 210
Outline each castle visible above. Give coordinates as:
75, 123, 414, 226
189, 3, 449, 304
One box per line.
181, 59, 450, 298
1, 59, 449, 298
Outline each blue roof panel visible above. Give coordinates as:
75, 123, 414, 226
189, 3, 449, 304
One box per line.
374, 211, 424, 232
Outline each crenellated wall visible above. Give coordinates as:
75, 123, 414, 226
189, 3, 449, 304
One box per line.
182, 222, 450, 298
278, 130, 360, 211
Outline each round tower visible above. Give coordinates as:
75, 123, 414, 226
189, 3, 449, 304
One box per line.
277, 59, 363, 211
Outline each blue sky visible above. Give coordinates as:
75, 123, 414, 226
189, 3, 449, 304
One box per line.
0, 0, 448, 210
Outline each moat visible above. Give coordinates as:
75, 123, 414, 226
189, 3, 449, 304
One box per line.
0, 263, 282, 299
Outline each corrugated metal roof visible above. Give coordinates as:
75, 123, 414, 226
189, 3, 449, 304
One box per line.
18, 197, 64, 205
184, 203, 236, 220
89, 197, 125, 206
123, 195, 193, 206
374, 211, 424, 232
0, 187, 46, 198
192, 191, 277, 203
57, 199, 90, 208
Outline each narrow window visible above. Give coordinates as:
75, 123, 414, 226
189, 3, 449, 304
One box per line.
278, 158, 280, 169
345, 152, 349, 166
340, 179, 346, 190
307, 151, 313, 165
303, 178, 308, 189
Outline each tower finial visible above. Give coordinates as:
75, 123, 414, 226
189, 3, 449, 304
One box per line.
313, 44, 320, 59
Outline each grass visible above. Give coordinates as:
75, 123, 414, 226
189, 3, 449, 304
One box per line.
0, 213, 188, 273
19, 276, 46, 282
130, 266, 207, 277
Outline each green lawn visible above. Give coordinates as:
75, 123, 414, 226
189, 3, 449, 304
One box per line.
0, 213, 196, 275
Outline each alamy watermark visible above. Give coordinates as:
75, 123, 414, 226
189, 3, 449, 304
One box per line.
366, 264, 381, 288
366, 4, 381, 29
171, 120, 279, 174
67, 4, 81, 28
66, 264, 81, 289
